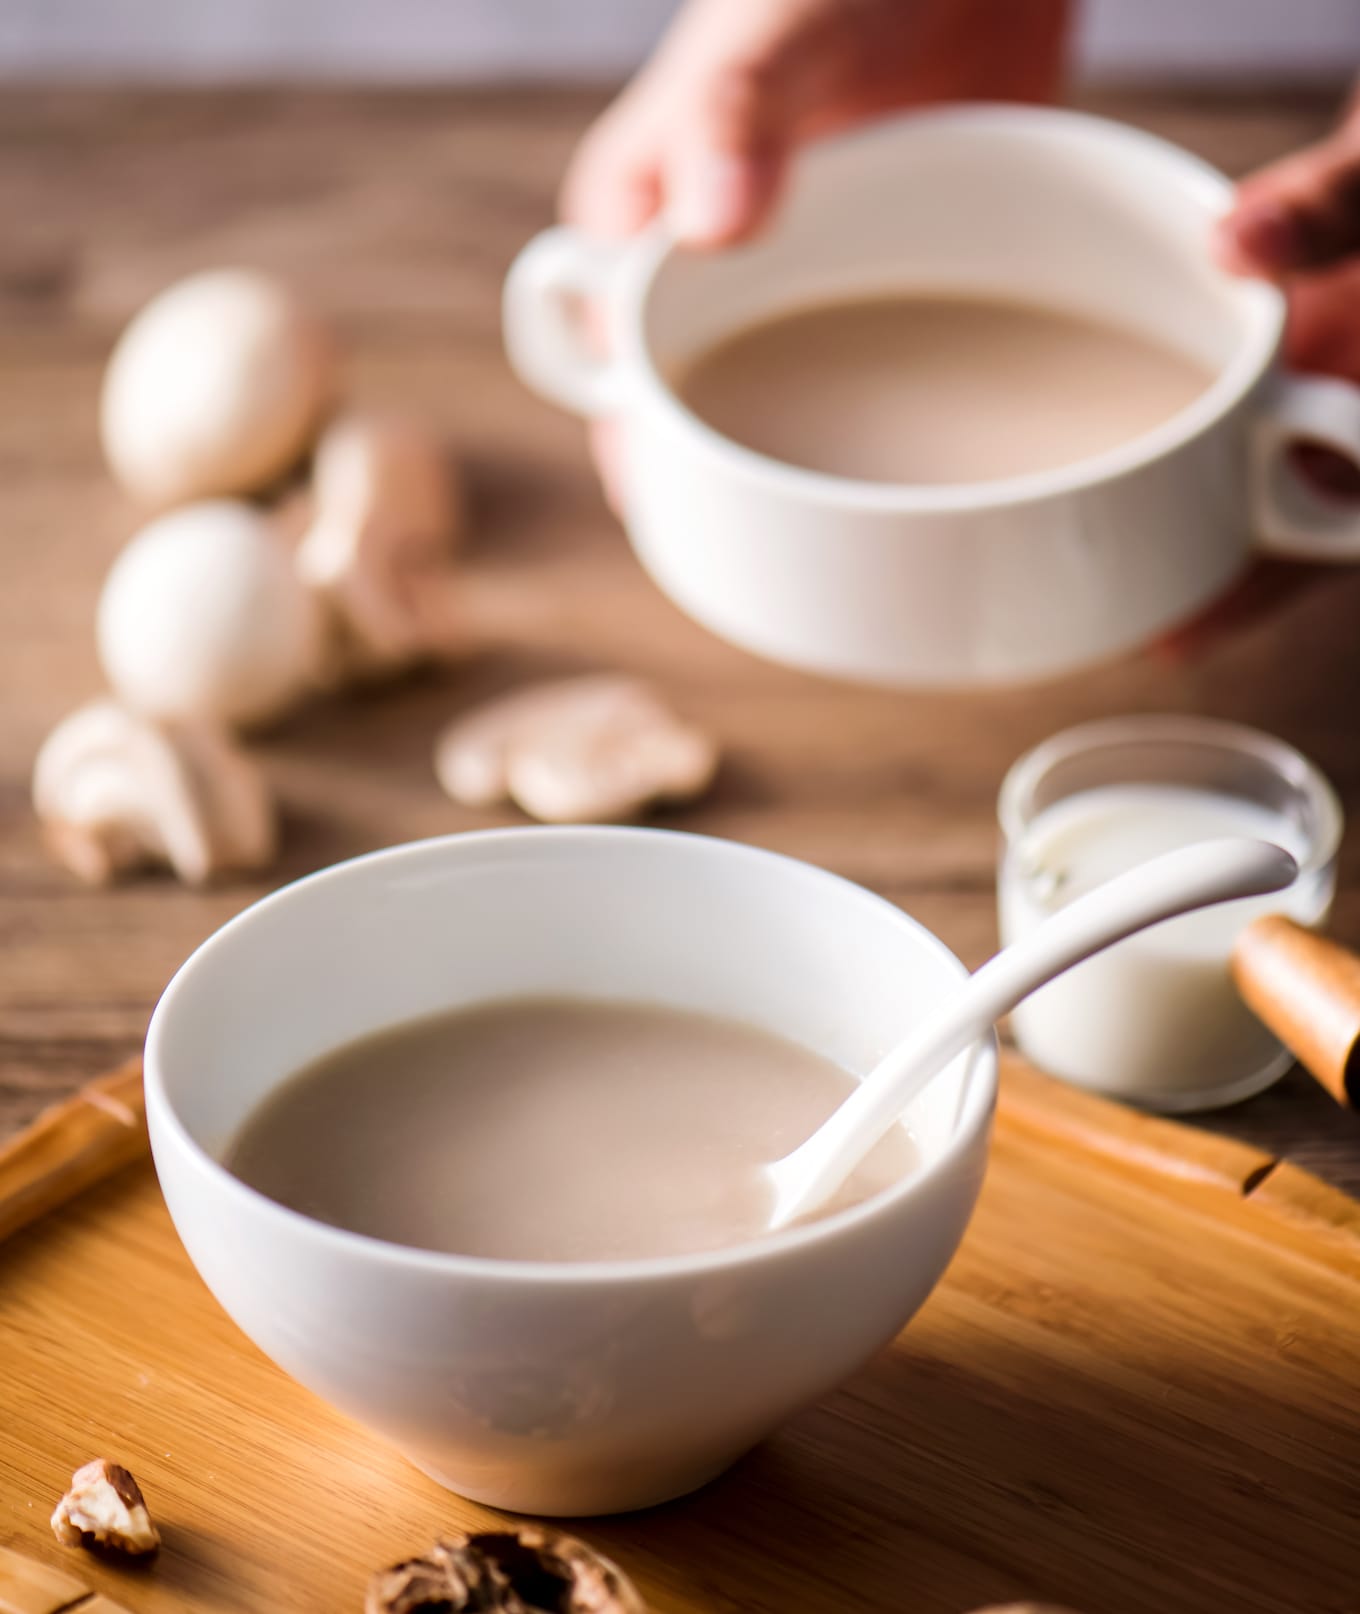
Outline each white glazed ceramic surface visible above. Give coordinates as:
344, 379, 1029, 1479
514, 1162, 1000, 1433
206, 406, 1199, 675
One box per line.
505, 105, 1360, 688
144, 829, 996, 1516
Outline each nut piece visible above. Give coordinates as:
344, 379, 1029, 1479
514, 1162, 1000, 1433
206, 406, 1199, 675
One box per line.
967, 1605, 1086, 1613
434, 675, 717, 824
97, 501, 326, 731
33, 698, 277, 886
100, 268, 336, 508
366, 1527, 643, 1614
295, 413, 463, 684
51, 1460, 160, 1558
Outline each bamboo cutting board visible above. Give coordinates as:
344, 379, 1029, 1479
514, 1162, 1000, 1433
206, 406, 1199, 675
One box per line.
1, 1060, 1357, 1614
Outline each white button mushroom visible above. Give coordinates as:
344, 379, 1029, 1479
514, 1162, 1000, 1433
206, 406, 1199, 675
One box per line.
33, 698, 277, 886
100, 268, 336, 508
97, 501, 326, 730
295, 412, 463, 685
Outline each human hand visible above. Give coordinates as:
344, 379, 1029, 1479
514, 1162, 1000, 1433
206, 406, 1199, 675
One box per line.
1161, 93, 1360, 659
561, 0, 1070, 508
563, 0, 1071, 248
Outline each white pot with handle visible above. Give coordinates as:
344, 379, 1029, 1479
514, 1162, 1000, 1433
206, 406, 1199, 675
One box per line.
505, 104, 1360, 688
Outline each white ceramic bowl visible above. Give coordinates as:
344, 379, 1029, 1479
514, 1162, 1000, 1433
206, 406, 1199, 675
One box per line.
145, 829, 996, 1515
506, 105, 1360, 688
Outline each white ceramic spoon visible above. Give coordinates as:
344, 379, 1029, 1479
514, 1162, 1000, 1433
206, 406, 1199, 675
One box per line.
765, 836, 1298, 1231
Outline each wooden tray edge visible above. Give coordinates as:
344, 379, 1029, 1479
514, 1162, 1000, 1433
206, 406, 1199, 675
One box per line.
0, 1060, 146, 1245
999, 1056, 1360, 1278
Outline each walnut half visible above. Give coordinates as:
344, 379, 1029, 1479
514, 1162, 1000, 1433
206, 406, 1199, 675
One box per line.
967, 1604, 1087, 1613
366, 1527, 644, 1614
51, 1459, 160, 1558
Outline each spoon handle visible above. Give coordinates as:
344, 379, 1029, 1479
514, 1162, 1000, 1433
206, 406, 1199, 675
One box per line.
768, 837, 1297, 1229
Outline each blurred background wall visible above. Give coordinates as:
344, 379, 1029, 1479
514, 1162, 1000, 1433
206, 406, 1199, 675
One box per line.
2, 0, 1358, 85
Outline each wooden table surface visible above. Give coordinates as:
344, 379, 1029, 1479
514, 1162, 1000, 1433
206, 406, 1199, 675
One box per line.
4, 84, 1360, 1196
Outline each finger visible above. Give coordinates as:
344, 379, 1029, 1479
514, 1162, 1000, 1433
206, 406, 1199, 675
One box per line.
657, 0, 877, 248
559, 95, 666, 238
1284, 259, 1360, 379
1215, 109, 1360, 277
1152, 559, 1328, 663
665, 58, 791, 247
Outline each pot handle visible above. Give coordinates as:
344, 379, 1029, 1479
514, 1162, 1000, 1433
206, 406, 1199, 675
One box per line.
1253, 371, 1360, 559
502, 227, 630, 418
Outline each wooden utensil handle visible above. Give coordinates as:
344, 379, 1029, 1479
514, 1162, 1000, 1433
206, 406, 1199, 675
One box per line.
0, 1059, 148, 1244
1233, 917, 1360, 1108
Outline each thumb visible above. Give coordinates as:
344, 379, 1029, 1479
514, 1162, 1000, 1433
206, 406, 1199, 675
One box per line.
665, 60, 794, 248
1216, 102, 1360, 277
641, 0, 871, 249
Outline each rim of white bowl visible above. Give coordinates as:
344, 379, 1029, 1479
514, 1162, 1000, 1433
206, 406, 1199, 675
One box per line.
144, 826, 998, 1287
623, 103, 1284, 514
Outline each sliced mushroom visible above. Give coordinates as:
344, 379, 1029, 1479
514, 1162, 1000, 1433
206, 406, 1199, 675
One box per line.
434, 675, 717, 824
295, 413, 463, 684
33, 698, 277, 886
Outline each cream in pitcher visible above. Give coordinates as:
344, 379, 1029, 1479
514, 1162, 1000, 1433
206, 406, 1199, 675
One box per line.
998, 718, 1343, 1112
